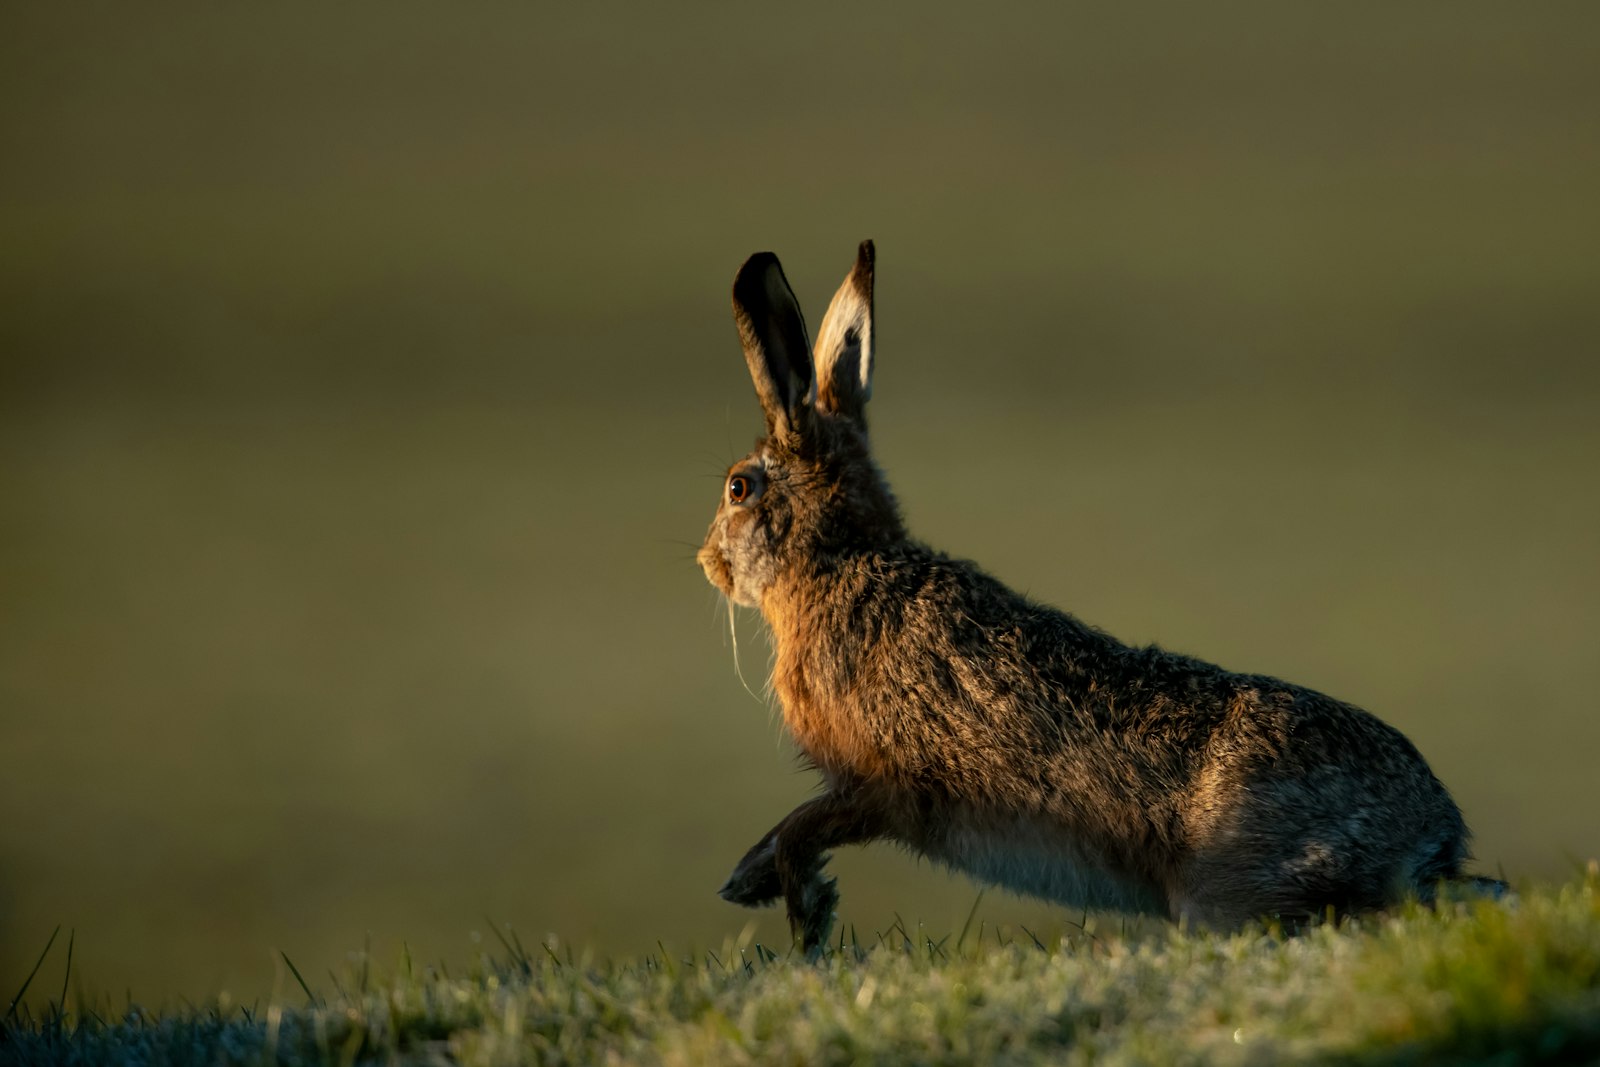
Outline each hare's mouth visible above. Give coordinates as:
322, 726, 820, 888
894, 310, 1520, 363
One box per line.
698, 542, 734, 598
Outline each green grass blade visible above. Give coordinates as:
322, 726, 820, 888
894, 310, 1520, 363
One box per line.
4, 925, 60, 1021
56, 928, 75, 1021
956, 890, 986, 954
279, 952, 316, 1006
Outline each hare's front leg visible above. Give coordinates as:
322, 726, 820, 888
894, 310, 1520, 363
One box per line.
718, 791, 884, 955
718, 824, 784, 908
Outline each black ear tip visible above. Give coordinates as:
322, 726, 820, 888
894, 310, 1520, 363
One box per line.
735, 251, 781, 281
733, 251, 785, 303
851, 240, 875, 298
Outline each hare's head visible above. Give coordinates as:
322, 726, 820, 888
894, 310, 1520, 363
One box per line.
699, 241, 904, 609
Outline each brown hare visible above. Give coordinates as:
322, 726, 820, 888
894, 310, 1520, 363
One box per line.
699, 241, 1492, 952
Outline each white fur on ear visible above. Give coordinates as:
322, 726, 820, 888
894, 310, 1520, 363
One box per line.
813, 240, 875, 423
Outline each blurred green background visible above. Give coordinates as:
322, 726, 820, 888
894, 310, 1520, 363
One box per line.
3, 3, 1598, 1004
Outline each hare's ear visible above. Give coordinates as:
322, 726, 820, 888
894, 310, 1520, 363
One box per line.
813, 240, 874, 427
732, 252, 816, 442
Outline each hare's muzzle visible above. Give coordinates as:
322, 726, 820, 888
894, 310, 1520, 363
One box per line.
698, 540, 734, 598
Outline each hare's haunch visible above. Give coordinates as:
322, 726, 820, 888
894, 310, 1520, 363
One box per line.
699, 242, 1489, 952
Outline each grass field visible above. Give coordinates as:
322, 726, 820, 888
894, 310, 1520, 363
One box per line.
6, 873, 1599, 1066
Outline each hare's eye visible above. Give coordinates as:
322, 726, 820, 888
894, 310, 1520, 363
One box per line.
728, 475, 751, 504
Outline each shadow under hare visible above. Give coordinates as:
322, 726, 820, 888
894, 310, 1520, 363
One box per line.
699, 241, 1496, 952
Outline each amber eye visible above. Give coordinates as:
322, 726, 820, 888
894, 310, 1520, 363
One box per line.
728, 475, 751, 504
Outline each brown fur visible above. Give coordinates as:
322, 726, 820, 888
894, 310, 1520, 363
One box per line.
699, 241, 1496, 952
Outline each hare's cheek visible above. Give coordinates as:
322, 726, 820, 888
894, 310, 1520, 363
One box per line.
726, 535, 780, 609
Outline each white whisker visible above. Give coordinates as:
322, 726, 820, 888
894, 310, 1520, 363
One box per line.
729, 599, 762, 703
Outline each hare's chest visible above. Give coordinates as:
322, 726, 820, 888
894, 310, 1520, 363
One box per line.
932, 814, 1169, 916
771, 658, 891, 781
774, 686, 887, 781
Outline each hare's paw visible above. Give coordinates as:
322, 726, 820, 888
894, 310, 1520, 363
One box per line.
1461, 876, 1513, 901
790, 874, 840, 958
719, 838, 782, 908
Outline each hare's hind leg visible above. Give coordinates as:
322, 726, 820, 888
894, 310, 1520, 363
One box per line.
1175, 821, 1471, 929
1171, 864, 1354, 930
